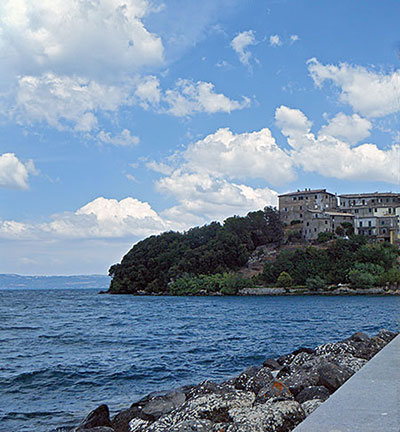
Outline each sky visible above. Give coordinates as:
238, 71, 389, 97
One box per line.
0, 0, 399, 275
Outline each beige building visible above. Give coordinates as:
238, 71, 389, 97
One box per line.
303, 210, 354, 241
338, 192, 400, 243
278, 189, 337, 225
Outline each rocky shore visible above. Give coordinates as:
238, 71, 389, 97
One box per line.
67, 329, 398, 432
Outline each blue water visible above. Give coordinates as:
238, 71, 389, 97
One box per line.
1, 289, 399, 432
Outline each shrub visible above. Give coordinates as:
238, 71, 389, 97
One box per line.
276, 271, 293, 287
316, 232, 335, 244
347, 269, 376, 289
306, 276, 326, 291
380, 267, 400, 284
290, 220, 301, 226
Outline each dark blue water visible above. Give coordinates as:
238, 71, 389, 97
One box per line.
1, 289, 399, 432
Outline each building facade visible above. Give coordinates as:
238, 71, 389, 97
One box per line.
278, 189, 337, 225
279, 189, 400, 243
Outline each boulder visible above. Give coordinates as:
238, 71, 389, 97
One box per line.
143, 390, 255, 431
75, 405, 112, 430
317, 362, 354, 392
232, 366, 273, 393
263, 358, 281, 370
256, 380, 292, 403
301, 399, 323, 416
142, 390, 186, 420
295, 386, 330, 404
129, 418, 151, 432
229, 400, 305, 432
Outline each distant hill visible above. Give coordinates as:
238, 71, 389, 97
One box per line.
0, 274, 111, 290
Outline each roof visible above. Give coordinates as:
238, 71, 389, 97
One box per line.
339, 192, 400, 199
325, 212, 354, 217
278, 189, 335, 197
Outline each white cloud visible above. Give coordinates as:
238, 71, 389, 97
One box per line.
43, 197, 166, 239
134, 75, 162, 109
181, 127, 295, 185
0, 0, 164, 81
290, 35, 299, 43
157, 172, 278, 224
163, 79, 250, 116
269, 35, 282, 47
0, 153, 37, 189
231, 30, 257, 66
319, 113, 372, 145
97, 129, 140, 146
308, 58, 400, 118
146, 161, 174, 175
15, 73, 132, 131
275, 105, 312, 139
276, 106, 400, 184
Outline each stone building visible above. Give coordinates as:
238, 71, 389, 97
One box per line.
338, 192, 400, 243
303, 210, 354, 241
278, 189, 337, 225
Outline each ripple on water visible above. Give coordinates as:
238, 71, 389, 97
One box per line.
0, 289, 399, 432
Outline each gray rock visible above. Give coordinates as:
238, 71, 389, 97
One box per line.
262, 358, 281, 370
186, 380, 236, 400
256, 380, 293, 403
232, 366, 273, 393
129, 418, 151, 432
301, 399, 323, 416
229, 400, 305, 432
142, 390, 186, 420
295, 385, 330, 403
317, 362, 354, 392
76, 405, 112, 430
144, 390, 255, 431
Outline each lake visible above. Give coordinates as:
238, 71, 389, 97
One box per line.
1, 289, 399, 431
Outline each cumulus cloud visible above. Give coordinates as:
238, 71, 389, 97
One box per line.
163, 79, 250, 116
0, 0, 164, 81
269, 35, 282, 47
308, 58, 400, 118
275, 106, 400, 184
0, 153, 38, 189
157, 172, 278, 225
319, 113, 372, 145
97, 129, 140, 146
231, 30, 257, 66
15, 73, 131, 131
181, 127, 295, 185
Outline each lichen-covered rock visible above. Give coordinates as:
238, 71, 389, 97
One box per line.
232, 366, 274, 393
143, 390, 255, 431
301, 399, 323, 416
185, 380, 236, 400
295, 386, 330, 403
256, 380, 293, 403
262, 358, 281, 371
229, 400, 305, 432
129, 418, 151, 432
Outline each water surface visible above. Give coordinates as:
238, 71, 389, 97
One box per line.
1, 289, 399, 431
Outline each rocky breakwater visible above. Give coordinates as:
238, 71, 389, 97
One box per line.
69, 329, 398, 432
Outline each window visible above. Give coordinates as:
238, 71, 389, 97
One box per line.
374, 208, 378, 213
359, 221, 363, 227
355, 209, 359, 213
381, 220, 385, 225
369, 208, 372, 213
325, 221, 328, 224
368, 221, 371, 227
299, 206, 303, 210
306, 222, 310, 226
300, 213, 303, 218
293, 197, 297, 201
315, 195, 318, 199
314, 228, 317, 232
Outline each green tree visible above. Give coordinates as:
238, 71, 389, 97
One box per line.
276, 271, 293, 287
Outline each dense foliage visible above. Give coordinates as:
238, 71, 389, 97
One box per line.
169, 273, 253, 296
263, 237, 400, 289
108, 207, 282, 294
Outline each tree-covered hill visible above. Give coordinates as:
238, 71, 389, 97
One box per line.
107, 207, 283, 294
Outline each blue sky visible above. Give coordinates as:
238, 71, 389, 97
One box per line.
0, 0, 399, 275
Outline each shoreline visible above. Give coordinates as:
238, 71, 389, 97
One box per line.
68, 329, 398, 432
